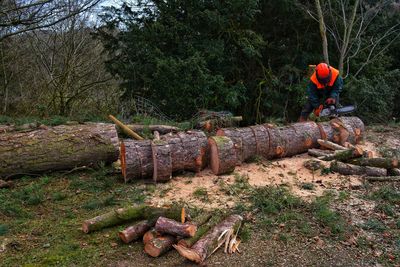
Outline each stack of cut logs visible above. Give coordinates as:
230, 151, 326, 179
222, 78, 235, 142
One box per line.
81, 204, 243, 264
307, 139, 400, 182
0, 116, 370, 181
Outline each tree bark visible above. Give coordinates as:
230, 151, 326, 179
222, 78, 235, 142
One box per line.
125, 124, 180, 134
365, 176, 400, 182
152, 140, 172, 182
330, 161, 387, 177
315, 0, 329, 64
319, 147, 363, 161
118, 220, 154, 244
178, 214, 219, 248
174, 214, 243, 264
208, 136, 237, 175
120, 139, 153, 182
308, 148, 333, 158
82, 205, 183, 234
347, 157, 399, 169
144, 235, 177, 257
0, 123, 119, 178
155, 217, 197, 238
330, 117, 365, 145
108, 115, 143, 140
317, 139, 347, 151
143, 228, 160, 244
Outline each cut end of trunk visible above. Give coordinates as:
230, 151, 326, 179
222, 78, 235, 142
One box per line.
173, 244, 202, 263
144, 242, 162, 257
118, 231, 130, 244
82, 222, 90, 234
120, 141, 127, 182
186, 224, 197, 237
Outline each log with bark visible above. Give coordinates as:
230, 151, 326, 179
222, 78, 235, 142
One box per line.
143, 228, 160, 244
365, 176, 400, 182
208, 136, 237, 175
197, 116, 242, 133
109, 115, 144, 140
330, 161, 387, 177
319, 147, 363, 161
120, 139, 153, 182
308, 148, 333, 158
0, 123, 119, 178
174, 214, 243, 264
82, 205, 183, 234
317, 139, 347, 151
118, 220, 154, 244
152, 140, 172, 182
144, 235, 177, 257
347, 157, 399, 169
178, 214, 219, 248
329, 117, 364, 145
125, 124, 180, 135
155, 217, 197, 238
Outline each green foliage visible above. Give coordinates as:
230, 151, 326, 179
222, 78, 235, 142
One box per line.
82, 195, 118, 210
371, 186, 400, 204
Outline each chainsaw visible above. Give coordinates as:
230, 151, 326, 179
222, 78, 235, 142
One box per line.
318, 104, 356, 118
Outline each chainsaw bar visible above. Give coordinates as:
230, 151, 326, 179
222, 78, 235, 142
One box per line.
320, 105, 356, 117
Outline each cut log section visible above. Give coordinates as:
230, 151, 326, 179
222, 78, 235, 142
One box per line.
155, 217, 197, 238
118, 220, 154, 244
330, 117, 364, 145
82, 205, 183, 234
317, 121, 335, 141
0, 123, 119, 178
308, 149, 333, 158
208, 136, 237, 175
330, 161, 387, 177
161, 131, 208, 172
143, 229, 160, 244
174, 214, 243, 264
347, 158, 399, 169
144, 235, 177, 257
152, 140, 172, 183
178, 214, 218, 248
317, 139, 347, 151
120, 139, 153, 182
319, 147, 363, 161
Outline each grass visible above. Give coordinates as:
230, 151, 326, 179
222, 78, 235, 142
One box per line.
362, 219, 387, 232
300, 182, 314, 190
219, 173, 251, 196
0, 224, 8, 236
193, 187, 209, 201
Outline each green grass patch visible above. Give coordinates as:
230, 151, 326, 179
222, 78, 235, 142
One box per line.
82, 195, 118, 210
375, 203, 395, 217
371, 185, 400, 204
300, 183, 314, 190
0, 224, 9, 236
193, 187, 209, 201
362, 219, 387, 232
312, 193, 347, 235
219, 173, 251, 196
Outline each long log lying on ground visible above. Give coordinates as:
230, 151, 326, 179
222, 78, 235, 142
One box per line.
330, 161, 387, 177
317, 139, 347, 151
174, 214, 243, 264
308, 148, 333, 158
118, 220, 154, 244
155, 217, 197, 238
126, 124, 180, 134
347, 157, 399, 169
82, 205, 183, 233
208, 136, 237, 175
144, 235, 177, 257
365, 176, 400, 182
0, 123, 119, 178
120, 140, 153, 182
319, 147, 363, 161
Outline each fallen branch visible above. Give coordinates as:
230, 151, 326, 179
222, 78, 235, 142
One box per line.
126, 124, 180, 134
317, 139, 347, 151
174, 214, 243, 264
330, 161, 387, 177
109, 115, 144, 140
365, 176, 400, 182
347, 157, 399, 169
308, 148, 333, 158
319, 147, 363, 161
155, 217, 197, 238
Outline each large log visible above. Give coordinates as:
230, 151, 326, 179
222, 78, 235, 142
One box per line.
155, 217, 197, 238
208, 136, 237, 175
152, 140, 172, 182
0, 123, 119, 178
330, 161, 387, 177
118, 220, 154, 244
120, 139, 153, 182
82, 205, 182, 234
160, 131, 208, 172
347, 157, 399, 169
126, 124, 180, 134
144, 235, 177, 257
330, 117, 364, 145
174, 214, 243, 264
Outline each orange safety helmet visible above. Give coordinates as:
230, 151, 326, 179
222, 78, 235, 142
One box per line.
315, 63, 332, 86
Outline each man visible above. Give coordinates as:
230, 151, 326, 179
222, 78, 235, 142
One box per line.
299, 63, 343, 122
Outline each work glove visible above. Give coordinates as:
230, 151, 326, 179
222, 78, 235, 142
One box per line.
314, 105, 324, 117
325, 98, 336, 105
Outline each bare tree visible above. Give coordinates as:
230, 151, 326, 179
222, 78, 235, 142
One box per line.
304, 0, 400, 77
315, 0, 330, 64
0, 0, 102, 40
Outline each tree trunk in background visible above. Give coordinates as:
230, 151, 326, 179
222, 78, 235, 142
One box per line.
0, 123, 119, 178
315, 0, 329, 64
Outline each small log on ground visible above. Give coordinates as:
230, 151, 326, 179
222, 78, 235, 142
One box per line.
155, 217, 197, 238
126, 124, 180, 134
317, 139, 347, 151
330, 161, 387, 177
208, 136, 237, 175
365, 176, 400, 182
152, 140, 172, 182
120, 139, 153, 182
161, 131, 208, 172
82, 205, 182, 234
118, 220, 154, 244
174, 214, 243, 264
143, 228, 160, 244
319, 147, 363, 161
178, 214, 220, 248
0, 179, 13, 189
308, 148, 333, 158
0, 123, 119, 178
388, 168, 400, 176
347, 157, 399, 169
144, 235, 177, 257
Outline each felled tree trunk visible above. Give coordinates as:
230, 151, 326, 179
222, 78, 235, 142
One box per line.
160, 131, 208, 173
126, 124, 180, 134
330, 161, 387, 177
330, 117, 364, 145
155, 217, 197, 238
152, 140, 172, 182
208, 136, 237, 175
120, 140, 153, 182
82, 205, 182, 234
144, 235, 177, 257
347, 158, 399, 169
0, 123, 119, 178
174, 214, 243, 264
118, 220, 154, 244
